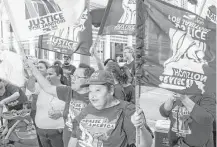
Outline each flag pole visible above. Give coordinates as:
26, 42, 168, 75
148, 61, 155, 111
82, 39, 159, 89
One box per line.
91, 0, 114, 56
2, 0, 26, 58
90, 35, 101, 56
198, 0, 207, 16
0, 0, 4, 45
135, 0, 145, 146
3, 0, 30, 80
86, 0, 90, 12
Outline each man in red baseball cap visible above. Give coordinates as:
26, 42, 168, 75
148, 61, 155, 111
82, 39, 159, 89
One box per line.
68, 70, 153, 147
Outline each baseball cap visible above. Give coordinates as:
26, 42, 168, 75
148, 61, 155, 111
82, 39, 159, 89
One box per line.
81, 70, 114, 87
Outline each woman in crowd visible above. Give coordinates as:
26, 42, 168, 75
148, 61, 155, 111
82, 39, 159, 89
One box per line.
68, 70, 153, 147
31, 65, 67, 147
120, 66, 135, 104
25, 60, 95, 147
26, 60, 50, 147
27, 60, 50, 120
159, 93, 216, 147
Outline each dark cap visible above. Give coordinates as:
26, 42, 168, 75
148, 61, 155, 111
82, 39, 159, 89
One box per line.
81, 70, 114, 87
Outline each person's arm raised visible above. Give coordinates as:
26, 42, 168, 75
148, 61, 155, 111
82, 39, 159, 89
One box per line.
26, 76, 37, 93
25, 60, 57, 97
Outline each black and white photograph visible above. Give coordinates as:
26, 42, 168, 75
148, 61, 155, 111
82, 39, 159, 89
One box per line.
0, 0, 216, 147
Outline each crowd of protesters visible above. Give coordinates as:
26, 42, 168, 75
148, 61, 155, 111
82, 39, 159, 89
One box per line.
21, 45, 153, 147
0, 46, 154, 147
0, 45, 215, 147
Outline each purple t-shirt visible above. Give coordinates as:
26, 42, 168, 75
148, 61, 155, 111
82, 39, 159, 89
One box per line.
71, 100, 136, 147
56, 86, 89, 131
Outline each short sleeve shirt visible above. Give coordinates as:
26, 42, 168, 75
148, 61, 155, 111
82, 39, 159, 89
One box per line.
56, 86, 89, 131
71, 100, 137, 147
0, 84, 27, 110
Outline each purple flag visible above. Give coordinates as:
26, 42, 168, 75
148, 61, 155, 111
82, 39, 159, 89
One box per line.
38, 8, 92, 56
140, 0, 216, 96
98, 0, 136, 35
